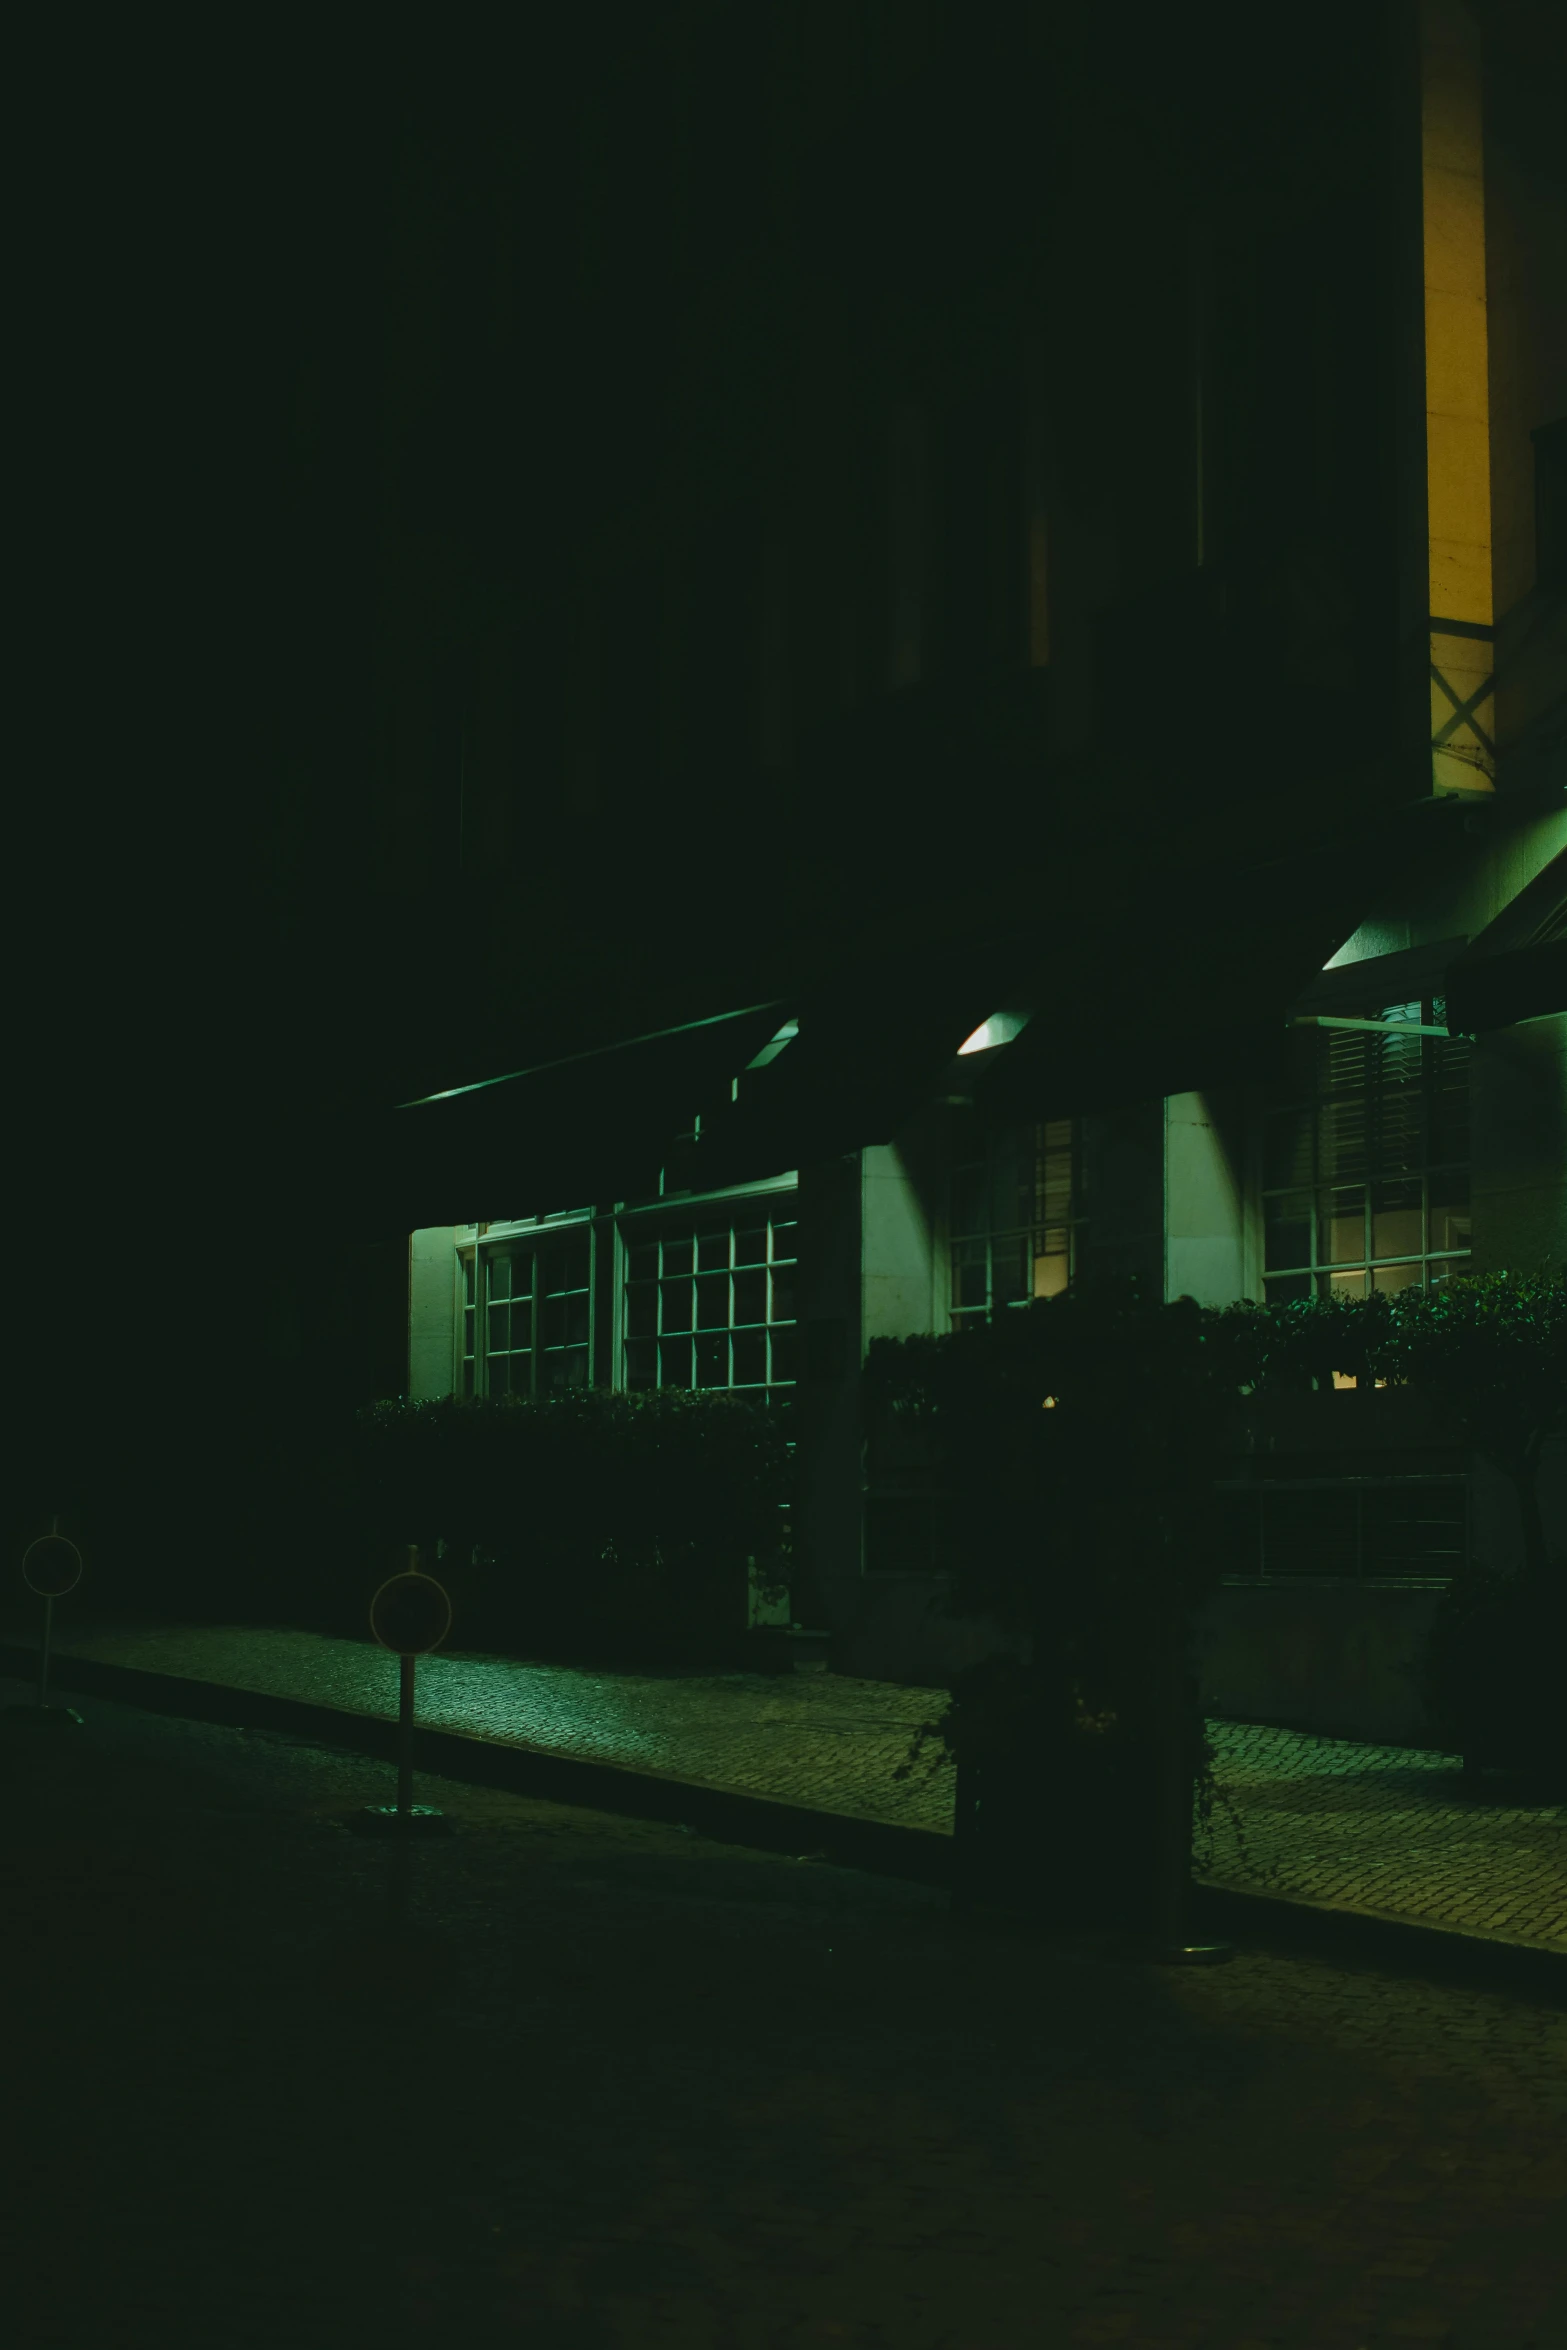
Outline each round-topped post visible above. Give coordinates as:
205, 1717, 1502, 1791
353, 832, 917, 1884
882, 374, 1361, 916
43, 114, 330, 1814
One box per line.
5, 1517, 85, 1727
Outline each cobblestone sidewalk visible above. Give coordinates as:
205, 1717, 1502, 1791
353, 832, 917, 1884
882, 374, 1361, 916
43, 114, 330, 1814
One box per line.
1195, 1719, 1564, 1953
5, 1610, 1563, 1955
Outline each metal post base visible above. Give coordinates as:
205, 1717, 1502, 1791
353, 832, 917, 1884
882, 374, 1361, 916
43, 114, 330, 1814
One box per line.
349, 1804, 453, 1836
1143, 1939, 1235, 1966
2, 1703, 85, 1727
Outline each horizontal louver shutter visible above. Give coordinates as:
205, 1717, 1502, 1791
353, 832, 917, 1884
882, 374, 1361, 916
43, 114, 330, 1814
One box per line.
1362, 1484, 1467, 1577
1217, 1481, 1468, 1579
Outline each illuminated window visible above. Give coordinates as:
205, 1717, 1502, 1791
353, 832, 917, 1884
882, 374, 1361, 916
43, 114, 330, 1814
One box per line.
459, 1224, 592, 1398
949, 1107, 1164, 1325
950, 1120, 1077, 1326
1261, 1002, 1470, 1301
622, 1213, 798, 1393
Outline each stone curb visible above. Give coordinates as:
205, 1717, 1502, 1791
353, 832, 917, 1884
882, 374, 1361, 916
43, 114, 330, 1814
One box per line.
1188, 1882, 1567, 2006
5, 1638, 1563, 2003
0, 1640, 950, 1888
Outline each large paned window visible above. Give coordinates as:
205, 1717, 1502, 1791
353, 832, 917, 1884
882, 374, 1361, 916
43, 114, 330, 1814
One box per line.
622, 1211, 798, 1393
460, 1224, 592, 1398
1261, 1001, 1470, 1301
950, 1119, 1076, 1326
949, 1104, 1163, 1326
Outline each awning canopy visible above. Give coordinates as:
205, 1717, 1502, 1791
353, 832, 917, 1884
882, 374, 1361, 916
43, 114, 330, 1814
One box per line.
1291, 850, 1566, 1035
687, 818, 1413, 1174
315, 823, 1560, 1238
961, 808, 1439, 1128
1291, 937, 1470, 1018
680, 925, 1035, 1193
344, 997, 791, 1234
1445, 939, 1566, 1032
1443, 848, 1566, 1034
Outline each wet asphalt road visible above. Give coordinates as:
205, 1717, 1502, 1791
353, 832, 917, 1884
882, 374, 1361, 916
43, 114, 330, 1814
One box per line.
1, 1677, 1563, 2350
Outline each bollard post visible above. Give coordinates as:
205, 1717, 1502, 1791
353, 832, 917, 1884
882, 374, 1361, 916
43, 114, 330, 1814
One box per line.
5, 1517, 85, 1727
38, 1591, 54, 1709
349, 1550, 454, 1841
398, 1652, 416, 1822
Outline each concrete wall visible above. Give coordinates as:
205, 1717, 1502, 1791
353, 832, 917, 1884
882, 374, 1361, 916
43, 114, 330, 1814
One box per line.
829, 1572, 1030, 1691
1468, 1012, 1566, 1278
1463, 1439, 1567, 1581
1195, 1436, 1567, 1741
1193, 1579, 1450, 1746
1542, 1430, 1567, 1569
792, 1156, 864, 1631
1483, 0, 1567, 632
409, 1226, 456, 1399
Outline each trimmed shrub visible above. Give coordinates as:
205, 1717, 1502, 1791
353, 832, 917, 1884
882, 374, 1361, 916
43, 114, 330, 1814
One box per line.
1419, 1556, 1567, 1790
326, 1386, 795, 1666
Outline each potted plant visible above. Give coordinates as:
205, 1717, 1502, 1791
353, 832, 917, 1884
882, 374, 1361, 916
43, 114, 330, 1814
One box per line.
876, 1282, 1268, 1951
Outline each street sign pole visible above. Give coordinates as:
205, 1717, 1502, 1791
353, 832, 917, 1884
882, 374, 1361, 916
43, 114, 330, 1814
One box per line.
398, 1651, 416, 1823
350, 1546, 454, 1840
39, 1591, 54, 1709
5, 1517, 85, 1728
346, 1547, 455, 1951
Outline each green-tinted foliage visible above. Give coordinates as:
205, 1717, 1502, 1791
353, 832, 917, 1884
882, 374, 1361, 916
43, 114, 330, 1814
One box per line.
337, 1386, 795, 1664
1365, 1271, 1566, 1458
868, 1278, 1235, 1657
869, 1272, 1566, 1436
1419, 1555, 1567, 1788
879, 1271, 1566, 1888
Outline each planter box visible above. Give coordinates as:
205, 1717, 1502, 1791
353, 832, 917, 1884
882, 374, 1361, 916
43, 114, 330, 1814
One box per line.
951, 1670, 1202, 1937
831, 1570, 1028, 1688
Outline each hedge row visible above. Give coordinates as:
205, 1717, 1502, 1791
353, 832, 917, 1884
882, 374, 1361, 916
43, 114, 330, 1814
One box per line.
311, 1386, 797, 1665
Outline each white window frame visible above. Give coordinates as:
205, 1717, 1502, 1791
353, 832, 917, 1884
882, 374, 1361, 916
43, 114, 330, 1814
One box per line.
455, 1214, 595, 1399
612, 1174, 799, 1398
1260, 1000, 1472, 1302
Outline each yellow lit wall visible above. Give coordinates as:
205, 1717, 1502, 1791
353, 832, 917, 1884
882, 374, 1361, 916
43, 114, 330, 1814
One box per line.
1422, 0, 1495, 794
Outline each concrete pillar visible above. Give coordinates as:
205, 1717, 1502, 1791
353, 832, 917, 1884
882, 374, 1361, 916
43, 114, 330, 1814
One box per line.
409, 1227, 458, 1399
1164, 1092, 1254, 1307
861, 1135, 942, 1343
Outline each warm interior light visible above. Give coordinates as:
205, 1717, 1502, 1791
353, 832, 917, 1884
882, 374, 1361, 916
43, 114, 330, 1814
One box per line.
1042, 1395, 1058, 1409
1033, 1254, 1068, 1300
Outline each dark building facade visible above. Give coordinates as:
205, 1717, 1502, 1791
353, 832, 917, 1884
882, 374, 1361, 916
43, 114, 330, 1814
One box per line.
369, 2, 1565, 1739
17, 5, 1561, 1658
